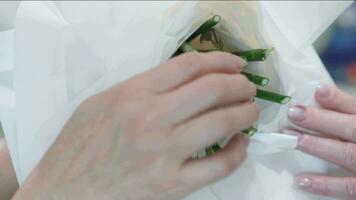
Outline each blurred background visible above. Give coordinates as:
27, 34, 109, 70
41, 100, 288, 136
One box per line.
314, 3, 356, 95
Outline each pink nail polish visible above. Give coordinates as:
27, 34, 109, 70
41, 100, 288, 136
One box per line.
295, 176, 312, 189
316, 84, 330, 98
288, 106, 306, 122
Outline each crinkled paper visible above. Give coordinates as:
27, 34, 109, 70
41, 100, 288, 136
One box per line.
0, 1, 353, 200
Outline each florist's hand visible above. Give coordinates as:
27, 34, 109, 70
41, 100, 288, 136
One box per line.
13, 52, 258, 200
285, 84, 356, 200
0, 140, 18, 199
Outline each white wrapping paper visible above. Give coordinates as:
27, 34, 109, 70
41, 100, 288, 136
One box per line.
0, 29, 20, 182
0, 1, 353, 200
0, 1, 19, 31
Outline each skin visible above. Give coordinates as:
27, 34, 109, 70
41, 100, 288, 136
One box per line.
286, 84, 356, 200
9, 52, 259, 200
0, 140, 18, 199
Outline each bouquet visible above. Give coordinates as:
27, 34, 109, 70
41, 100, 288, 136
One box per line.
173, 15, 292, 157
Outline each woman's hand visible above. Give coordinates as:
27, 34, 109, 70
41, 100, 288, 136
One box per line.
13, 52, 258, 200
285, 84, 356, 200
0, 140, 18, 199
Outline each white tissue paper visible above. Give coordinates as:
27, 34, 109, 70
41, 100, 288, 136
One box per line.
0, 1, 353, 200
0, 1, 20, 31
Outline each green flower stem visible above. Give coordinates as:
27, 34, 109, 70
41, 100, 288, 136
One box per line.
187, 15, 221, 42
205, 143, 221, 156
234, 48, 273, 62
256, 89, 291, 104
242, 72, 270, 86
211, 143, 221, 152
205, 147, 215, 156
180, 42, 197, 52
205, 128, 256, 156
242, 127, 257, 136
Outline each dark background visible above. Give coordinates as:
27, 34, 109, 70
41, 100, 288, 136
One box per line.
314, 3, 356, 95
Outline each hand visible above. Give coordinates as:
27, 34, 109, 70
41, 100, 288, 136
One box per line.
0, 139, 18, 199
13, 52, 258, 200
285, 84, 356, 200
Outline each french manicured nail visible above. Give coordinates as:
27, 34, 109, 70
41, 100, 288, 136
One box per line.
282, 129, 302, 141
316, 83, 330, 98
295, 176, 312, 189
288, 106, 306, 121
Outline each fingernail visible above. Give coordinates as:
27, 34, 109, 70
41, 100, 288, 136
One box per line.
288, 106, 306, 121
316, 83, 330, 98
238, 56, 248, 67
295, 176, 312, 189
282, 129, 302, 141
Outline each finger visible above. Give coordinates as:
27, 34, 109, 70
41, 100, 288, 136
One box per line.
288, 105, 356, 143
179, 134, 249, 189
295, 174, 356, 200
139, 52, 247, 93
173, 102, 258, 157
161, 73, 256, 124
0, 139, 18, 199
315, 83, 356, 115
283, 129, 356, 172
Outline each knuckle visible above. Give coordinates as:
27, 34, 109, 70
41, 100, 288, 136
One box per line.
347, 118, 356, 142
173, 52, 203, 77
218, 111, 235, 135
207, 51, 231, 59
123, 101, 163, 134
249, 82, 257, 96
315, 180, 333, 196
208, 52, 243, 68
214, 77, 229, 92
241, 102, 259, 125
180, 52, 201, 66
236, 74, 250, 85
301, 135, 320, 153
343, 143, 356, 171
249, 103, 260, 122
220, 158, 237, 177
238, 147, 248, 162
330, 87, 342, 103
236, 75, 257, 97
204, 75, 228, 100
345, 177, 356, 198
307, 107, 320, 121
